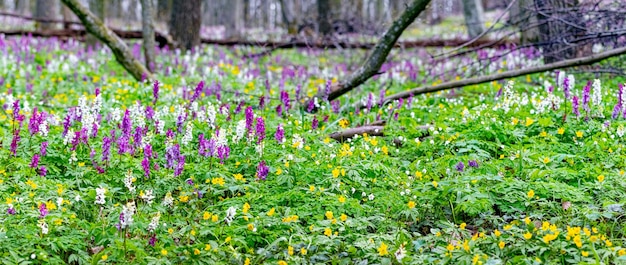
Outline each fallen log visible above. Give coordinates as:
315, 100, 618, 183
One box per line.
378, 44, 626, 105
329, 125, 385, 142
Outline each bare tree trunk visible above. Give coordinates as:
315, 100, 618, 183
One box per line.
279, 0, 298, 34
17, 0, 31, 15
169, 0, 202, 50
317, 0, 332, 36
509, 0, 539, 45
61, 4, 74, 29
224, 0, 243, 39
61, 0, 153, 81
141, 0, 156, 71
157, 0, 171, 23
534, 0, 584, 63
86, 0, 106, 49
309, 0, 431, 107
35, 0, 59, 30
462, 0, 485, 38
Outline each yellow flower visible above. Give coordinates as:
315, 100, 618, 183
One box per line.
247, 223, 255, 231
527, 189, 535, 198
101, 254, 108, 261
193, 248, 200, 255
581, 251, 589, 257
432, 181, 438, 188
340, 214, 348, 222
618, 249, 626, 256
338, 196, 346, 203
267, 208, 275, 216
203, 211, 211, 220
525, 117, 534, 126
168, 228, 173, 234
378, 242, 389, 256
300, 247, 308, 255
332, 168, 340, 178
205, 244, 212, 251
498, 241, 505, 249
225, 236, 232, 243
446, 243, 455, 252
381, 146, 389, 155
523, 232, 532, 240
540, 131, 547, 137
576, 131, 583, 138
494, 229, 501, 237
161, 249, 168, 256
309, 185, 315, 192
408, 201, 416, 209
276, 168, 282, 175
597, 175, 605, 182
460, 223, 467, 230
288, 245, 294, 256
278, 261, 287, 265
557, 128, 565, 135
324, 228, 332, 237
543, 157, 550, 164
243, 202, 250, 214
244, 258, 250, 265
325, 211, 333, 220
524, 217, 531, 225
339, 119, 349, 128
212, 214, 219, 222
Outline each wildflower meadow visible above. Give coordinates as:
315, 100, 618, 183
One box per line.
1, 33, 626, 265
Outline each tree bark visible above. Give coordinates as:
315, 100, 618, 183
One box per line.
141, 0, 156, 71
509, 0, 539, 45
86, 0, 106, 49
169, 0, 202, 50
317, 0, 332, 36
16, 0, 31, 15
534, 0, 584, 63
157, 0, 172, 23
224, 0, 243, 40
309, 0, 431, 108
462, 0, 485, 38
60, 0, 153, 81
379, 44, 626, 105
35, 0, 59, 30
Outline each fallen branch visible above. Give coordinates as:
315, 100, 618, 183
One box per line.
379, 45, 626, 105
329, 126, 385, 142
61, 0, 153, 81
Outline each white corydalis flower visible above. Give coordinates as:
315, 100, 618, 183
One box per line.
225, 206, 237, 225
95, 187, 106, 205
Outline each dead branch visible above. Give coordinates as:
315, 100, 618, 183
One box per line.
329, 126, 385, 142
379, 45, 626, 105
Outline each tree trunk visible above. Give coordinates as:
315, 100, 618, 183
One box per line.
86, 0, 106, 49
169, 0, 202, 50
35, 0, 59, 30
279, 0, 298, 35
60, 0, 152, 81
61, 5, 74, 29
141, 0, 156, 71
534, 0, 584, 63
462, 0, 485, 38
157, 0, 171, 23
509, 0, 539, 45
17, 0, 31, 15
224, 0, 243, 39
309, 0, 432, 108
317, 0, 332, 36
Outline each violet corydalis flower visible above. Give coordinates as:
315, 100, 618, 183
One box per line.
256, 161, 269, 181
30, 153, 40, 168
572, 96, 580, 117
468, 160, 479, 168
456, 161, 465, 172
245, 106, 254, 136
39, 203, 48, 218
255, 117, 265, 144
275, 124, 285, 143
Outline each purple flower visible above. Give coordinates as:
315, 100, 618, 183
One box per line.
7, 207, 15, 215
101, 136, 112, 162
255, 117, 265, 144
275, 124, 285, 143
366, 93, 374, 112
312, 116, 319, 130
378, 89, 386, 107
39, 166, 47, 177
121, 110, 132, 137
245, 106, 254, 136
307, 99, 315, 112
276, 104, 283, 117
259, 95, 266, 109
30, 153, 40, 168
191, 81, 204, 102
174, 156, 185, 176
572, 96, 580, 117
280, 90, 291, 111
456, 161, 465, 172
256, 161, 269, 181
563, 77, 570, 100
468, 160, 479, 168
148, 234, 157, 246
10, 132, 20, 156
612, 104, 621, 120
217, 145, 230, 164
39, 203, 48, 218
186, 178, 194, 185
582, 81, 591, 113
152, 80, 160, 105
331, 100, 340, 113
142, 157, 150, 178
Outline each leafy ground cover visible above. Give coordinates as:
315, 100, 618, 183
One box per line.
1, 36, 626, 264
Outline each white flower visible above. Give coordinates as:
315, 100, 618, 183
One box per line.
206, 104, 217, 128
74, 194, 81, 202
233, 119, 246, 142
148, 212, 161, 233
38, 220, 48, 235
56, 197, 63, 208
123, 171, 136, 193
38, 119, 49, 137
162, 192, 174, 208
120, 205, 134, 229
225, 206, 237, 225
592, 79, 602, 106
617, 125, 625, 138
368, 194, 375, 201
141, 189, 155, 205
95, 187, 106, 205
63, 129, 75, 146
181, 122, 193, 145
292, 134, 304, 149
395, 244, 406, 261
